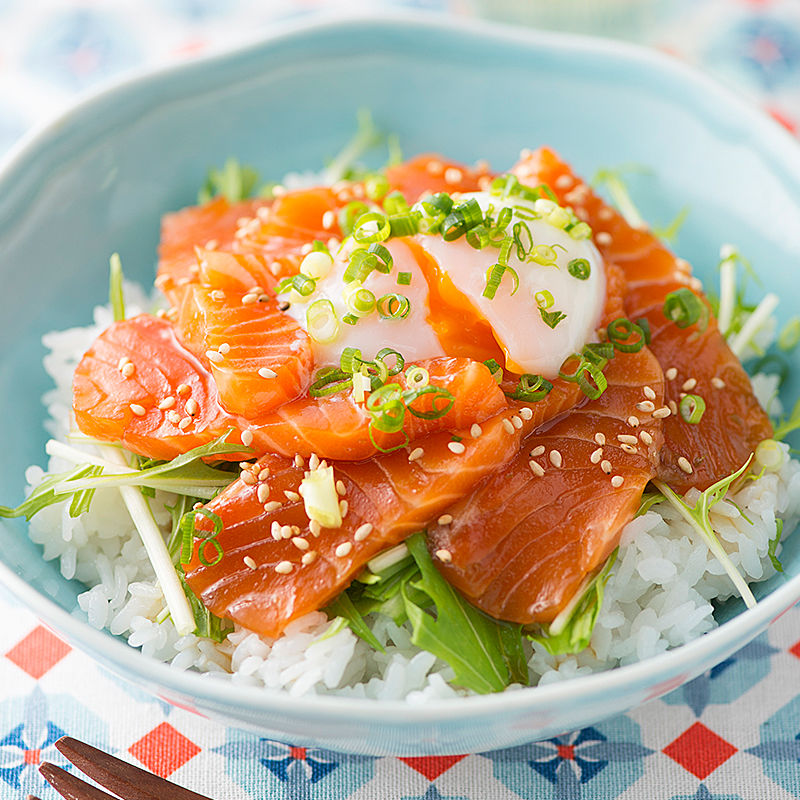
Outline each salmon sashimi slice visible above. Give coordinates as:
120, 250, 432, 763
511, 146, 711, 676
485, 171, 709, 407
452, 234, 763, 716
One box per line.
385, 154, 491, 202
175, 284, 314, 418
195, 249, 281, 295
73, 317, 508, 462
426, 346, 665, 625
184, 412, 531, 638
513, 147, 772, 492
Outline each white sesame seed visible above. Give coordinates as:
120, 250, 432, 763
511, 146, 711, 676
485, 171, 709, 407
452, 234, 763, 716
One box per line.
669, 400, 679, 415
275, 561, 293, 574
627, 416, 640, 428
636, 401, 655, 413
549, 450, 563, 468
335, 542, 353, 558
470, 423, 483, 438
211, 289, 225, 301
653, 406, 672, 419
596, 232, 612, 245
336, 480, 346, 496
408, 447, 424, 462
594, 433, 606, 446
257, 484, 270, 504
555, 174, 573, 189
167, 410, 181, 424
292, 536, 309, 551
129, 403, 146, 417
218, 343, 231, 355
639, 431, 654, 446
601, 459, 612, 474
302, 551, 317, 565
241, 429, 254, 447
121, 362, 135, 378
678, 456, 694, 474
339, 499, 349, 517
270, 521, 282, 540
438, 514, 453, 526
448, 441, 466, 454
206, 349, 224, 363
294, 454, 305, 468
118, 357, 131, 369
617, 434, 638, 445
511, 415, 523, 429
258, 367, 277, 379
529, 460, 545, 477
620, 443, 637, 454
665, 368, 678, 381
530, 445, 545, 457
611, 475, 625, 488
643, 386, 656, 400
284, 490, 300, 502
711, 377, 726, 389
436, 549, 453, 563
179, 416, 192, 430
280, 524, 293, 539
322, 210, 335, 230
682, 378, 697, 392
590, 448, 603, 464
519, 407, 534, 421
308, 453, 320, 470
244, 556, 257, 570
354, 523, 373, 542
599, 207, 613, 221
502, 419, 515, 435
427, 159, 444, 175
263, 501, 282, 513
270, 261, 281, 276
309, 520, 322, 537
444, 167, 463, 184
158, 397, 176, 410
185, 398, 199, 416
256, 469, 269, 483
241, 470, 257, 486
177, 384, 190, 396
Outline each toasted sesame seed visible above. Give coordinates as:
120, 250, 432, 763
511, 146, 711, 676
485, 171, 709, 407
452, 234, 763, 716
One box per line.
121, 362, 135, 378
711, 377, 726, 389
280, 524, 293, 539
665, 368, 678, 381
511, 415, 523, 429
284, 490, 300, 502
241, 470, 257, 486
436, 549, 453, 563
529, 460, 545, 477
118, 356, 131, 369
211, 289, 225, 301
643, 385, 656, 400
601, 460, 612, 474
531, 445, 545, 457
275, 561, 293, 574
669, 400, 679, 415
339, 499, 349, 517
309, 520, 322, 537
427, 159, 444, 175
354, 523, 373, 542
335, 542, 353, 558
590, 448, 603, 464
678, 456, 694, 474
617, 434, 638, 445
185, 398, 199, 416
241, 429, 254, 447
179, 416, 192, 430
653, 406, 672, 419
639, 431, 654, 446
408, 447, 424, 462
549, 450, 563, 468
278, 301, 291, 312
270, 262, 282, 276
620, 443, 637, 454
258, 367, 277, 379
636, 401, 655, 413
292, 536, 309, 551
302, 551, 318, 565
129, 403, 146, 417
336, 480, 346, 496
627, 415, 640, 428
257, 484, 270, 504
206, 349, 224, 363
611, 475, 625, 488
270, 521, 282, 540
555, 174, 573, 189
599, 207, 613, 221
263, 500, 282, 513
309, 453, 320, 470
256, 469, 269, 483
502, 419, 516, 434
448, 441, 466, 454
322, 210, 335, 229
218, 342, 231, 355
682, 378, 697, 391
594, 432, 606, 446
158, 397, 176, 410
243, 556, 257, 570
294, 454, 305, 468
444, 167, 463, 184
177, 384, 190, 396
596, 232, 612, 245
470, 423, 483, 438
519, 407, 534, 420
167, 410, 181, 424
438, 514, 453, 526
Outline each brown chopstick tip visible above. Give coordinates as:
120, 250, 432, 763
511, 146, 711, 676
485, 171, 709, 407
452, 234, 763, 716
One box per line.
39, 761, 120, 800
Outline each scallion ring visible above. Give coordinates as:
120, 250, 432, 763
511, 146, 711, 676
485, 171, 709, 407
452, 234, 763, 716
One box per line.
513, 221, 533, 261
353, 211, 391, 244
403, 385, 455, 420
507, 374, 553, 402
663, 288, 709, 330
404, 365, 429, 389
377, 293, 411, 319
338, 201, 370, 237
534, 289, 555, 309
679, 393, 706, 424
529, 244, 559, 266
577, 362, 608, 399
375, 347, 405, 376
306, 299, 340, 344
366, 384, 406, 433
346, 287, 376, 317
567, 258, 591, 280
309, 367, 353, 397
607, 318, 647, 353
483, 263, 520, 299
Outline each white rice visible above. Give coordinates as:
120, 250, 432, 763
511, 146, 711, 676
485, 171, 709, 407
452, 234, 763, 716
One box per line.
20, 288, 800, 700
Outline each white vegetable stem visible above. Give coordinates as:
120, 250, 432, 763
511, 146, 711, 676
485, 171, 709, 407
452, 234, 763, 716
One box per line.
716, 255, 737, 337
728, 293, 779, 359
99, 445, 195, 635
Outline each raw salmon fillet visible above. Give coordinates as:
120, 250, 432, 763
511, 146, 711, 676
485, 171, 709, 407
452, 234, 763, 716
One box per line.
514, 148, 772, 491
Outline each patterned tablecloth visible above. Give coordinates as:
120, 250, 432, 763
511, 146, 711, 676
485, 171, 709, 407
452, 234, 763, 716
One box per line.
3, 1, 800, 798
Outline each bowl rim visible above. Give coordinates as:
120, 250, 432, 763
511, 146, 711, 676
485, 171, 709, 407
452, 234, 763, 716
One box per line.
2, 9, 800, 725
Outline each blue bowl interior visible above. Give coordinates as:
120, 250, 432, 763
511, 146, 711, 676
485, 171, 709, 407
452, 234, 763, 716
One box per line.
2, 15, 800, 740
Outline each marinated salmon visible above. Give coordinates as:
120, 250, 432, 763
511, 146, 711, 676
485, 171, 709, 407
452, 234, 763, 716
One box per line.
385, 154, 491, 202
426, 346, 665, 624
513, 147, 772, 492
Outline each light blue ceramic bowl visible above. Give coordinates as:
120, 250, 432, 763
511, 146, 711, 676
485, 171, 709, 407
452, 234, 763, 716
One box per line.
2, 14, 800, 756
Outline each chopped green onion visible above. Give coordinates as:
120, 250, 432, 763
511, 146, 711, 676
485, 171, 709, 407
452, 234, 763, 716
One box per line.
755, 438, 784, 472
365, 173, 390, 202
340, 347, 363, 374
389, 212, 420, 238
338, 201, 371, 237
569, 222, 592, 240
539, 308, 567, 329
441, 198, 483, 241
423, 192, 454, 217
636, 317, 652, 345
405, 366, 430, 389
375, 347, 405, 375
347, 287, 376, 317
512, 221, 533, 261
277, 273, 316, 297
343, 313, 359, 325
366, 384, 406, 433
567, 258, 591, 280
607, 318, 647, 353
466, 224, 490, 250
582, 342, 614, 366
343, 248, 376, 284
369, 242, 393, 272
483, 263, 520, 299
497, 237, 513, 267
507, 374, 553, 402
768, 519, 784, 573
383, 191, 410, 216
300, 250, 334, 280
179, 508, 224, 567
109, 253, 125, 322
529, 244, 559, 266
309, 367, 352, 397
403, 385, 455, 420
377, 293, 411, 319
534, 289, 555, 309
396, 272, 412, 286
663, 288, 709, 331
306, 299, 340, 343
577, 362, 607, 399
679, 394, 706, 424
353, 211, 391, 244
484, 358, 503, 384
778, 317, 800, 352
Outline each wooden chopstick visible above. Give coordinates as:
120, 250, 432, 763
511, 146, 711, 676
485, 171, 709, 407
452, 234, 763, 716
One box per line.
39, 762, 120, 800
